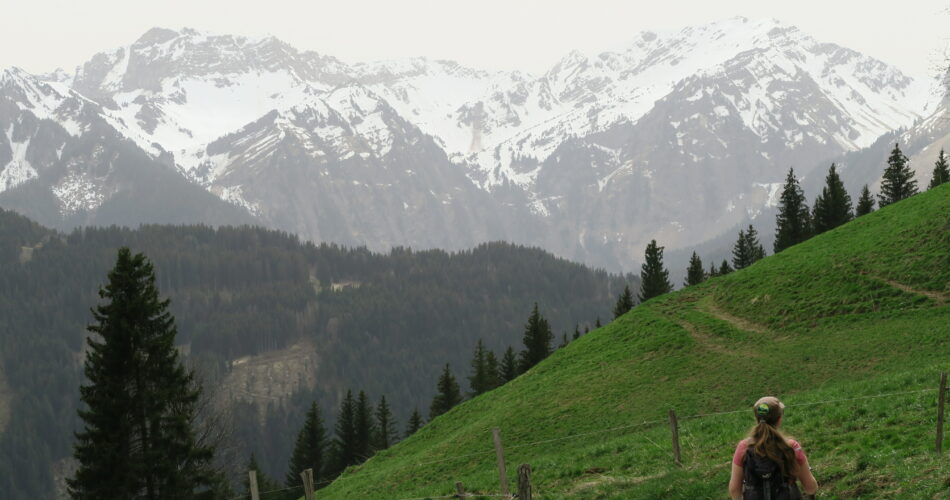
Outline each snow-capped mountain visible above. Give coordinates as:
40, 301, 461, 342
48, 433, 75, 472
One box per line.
0, 18, 938, 269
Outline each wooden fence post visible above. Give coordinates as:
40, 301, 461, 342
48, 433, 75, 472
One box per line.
517, 463, 532, 500
938, 372, 947, 454
248, 470, 260, 500
301, 467, 315, 500
455, 481, 465, 499
669, 409, 682, 466
492, 427, 511, 497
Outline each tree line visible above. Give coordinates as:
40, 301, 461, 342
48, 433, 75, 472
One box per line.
617, 143, 947, 310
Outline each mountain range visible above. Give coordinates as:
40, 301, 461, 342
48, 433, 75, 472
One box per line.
0, 17, 943, 269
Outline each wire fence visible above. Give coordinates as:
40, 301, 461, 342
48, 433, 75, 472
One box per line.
232, 384, 943, 500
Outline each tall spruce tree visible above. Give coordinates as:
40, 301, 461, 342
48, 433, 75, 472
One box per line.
429, 364, 463, 420
68, 248, 215, 500
572, 324, 581, 340
559, 333, 569, 348
811, 163, 853, 234
774, 168, 811, 253
732, 228, 751, 270
929, 149, 950, 189
685, 252, 705, 287
484, 350, 500, 391
330, 390, 356, 475
638, 240, 672, 302
734, 225, 765, 270
405, 409, 424, 437
855, 184, 875, 216
286, 402, 327, 488
719, 260, 733, 276
467, 339, 492, 397
353, 391, 375, 462
878, 143, 918, 207
612, 285, 635, 319
519, 303, 554, 372
499, 346, 519, 383
373, 396, 397, 451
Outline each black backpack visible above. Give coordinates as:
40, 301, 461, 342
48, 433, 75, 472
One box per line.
742, 448, 802, 500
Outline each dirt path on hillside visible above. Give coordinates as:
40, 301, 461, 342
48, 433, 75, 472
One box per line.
675, 318, 762, 358
697, 298, 773, 335
867, 274, 948, 305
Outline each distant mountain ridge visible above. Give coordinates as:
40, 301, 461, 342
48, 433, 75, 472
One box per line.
0, 17, 939, 269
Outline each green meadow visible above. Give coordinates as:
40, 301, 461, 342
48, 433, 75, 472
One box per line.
313, 184, 950, 499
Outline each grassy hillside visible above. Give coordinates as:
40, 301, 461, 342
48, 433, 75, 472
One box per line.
315, 184, 950, 499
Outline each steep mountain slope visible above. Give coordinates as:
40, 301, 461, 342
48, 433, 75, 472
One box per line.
0, 67, 254, 230
0, 212, 635, 499
315, 185, 950, 499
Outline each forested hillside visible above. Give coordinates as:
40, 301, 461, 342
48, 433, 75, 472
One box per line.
0, 211, 636, 499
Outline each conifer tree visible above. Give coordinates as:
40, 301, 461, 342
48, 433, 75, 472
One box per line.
244, 454, 281, 497
878, 143, 918, 207
354, 391, 375, 462
373, 396, 397, 451
774, 168, 811, 253
330, 390, 356, 475
467, 339, 492, 397
559, 333, 569, 348
405, 409, 424, 437
719, 260, 733, 276
612, 285, 635, 319
929, 149, 949, 189
572, 324, 581, 340
812, 164, 853, 234
855, 184, 875, 216
584, 325, 590, 335
732, 228, 751, 270
499, 346, 519, 383
734, 225, 765, 270
519, 303, 554, 372
708, 261, 719, 278
484, 350, 500, 391
429, 364, 463, 420
684, 251, 705, 287
595, 317, 602, 328
68, 248, 216, 499
638, 240, 672, 302
286, 402, 327, 488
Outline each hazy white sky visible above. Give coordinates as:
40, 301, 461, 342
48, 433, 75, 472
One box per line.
1, 0, 947, 79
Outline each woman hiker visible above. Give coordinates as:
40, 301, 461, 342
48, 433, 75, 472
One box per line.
728, 396, 819, 500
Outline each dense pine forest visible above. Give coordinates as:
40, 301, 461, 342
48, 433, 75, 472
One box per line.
0, 210, 635, 498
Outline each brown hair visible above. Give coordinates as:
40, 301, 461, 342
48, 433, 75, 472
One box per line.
747, 398, 798, 478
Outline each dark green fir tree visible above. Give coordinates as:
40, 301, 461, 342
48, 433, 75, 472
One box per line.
719, 260, 733, 276
373, 396, 398, 451
572, 324, 581, 340
612, 285, 635, 319
812, 163, 853, 234
595, 317, 602, 328
68, 248, 216, 500
499, 346, 519, 383
929, 149, 949, 189
684, 251, 705, 287
855, 184, 875, 216
405, 409, 424, 437
286, 402, 327, 488
774, 167, 811, 253
329, 390, 356, 475
484, 350, 500, 391
734, 225, 765, 270
429, 364, 463, 420
878, 143, 918, 207
353, 391, 375, 462
468, 339, 493, 397
708, 261, 719, 278
559, 333, 569, 348
518, 303, 554, 372
638, 240, 672, 302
